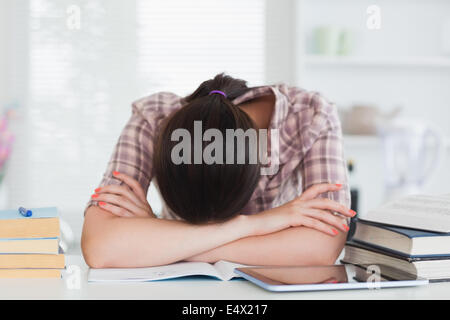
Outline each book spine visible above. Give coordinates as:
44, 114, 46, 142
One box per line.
0, 269, 61, 279
0, 218, 60, 238
346, 241, 450, 261
0, 254, 65, 268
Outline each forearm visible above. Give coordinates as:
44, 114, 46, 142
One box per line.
81, 206, 250, 268
82, 183, 352, 268
186, 226, 347, 266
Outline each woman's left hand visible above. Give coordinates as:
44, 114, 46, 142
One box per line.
91, 171, 155, 218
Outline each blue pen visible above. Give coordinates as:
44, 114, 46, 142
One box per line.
18, 207, 33, 217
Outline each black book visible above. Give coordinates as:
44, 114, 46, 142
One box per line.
352, 219, 450, 258
342, 241, 450, 282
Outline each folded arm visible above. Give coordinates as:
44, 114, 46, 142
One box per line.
185, 225, 347, 266
82, 175, 353, 268
185, 177, 350, 266
82, 205, 251, 268
82, 206, 347, 268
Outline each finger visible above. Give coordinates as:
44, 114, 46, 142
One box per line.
295, 216, 339, 237
299, 183, 343, 201
95, 185, 144, 208
301, 207, 349, 232
98, 201, 133, 217
306, 198, 355, 218
112, 171, 147, 203
92, 193, 149, 217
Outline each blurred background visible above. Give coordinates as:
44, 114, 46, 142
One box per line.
0, 0, 449, 247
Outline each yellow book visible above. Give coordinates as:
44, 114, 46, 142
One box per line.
0, 207, 60, 239
0, 269, 61, 279
0, 254, 65, 269
0, 238, 59, 254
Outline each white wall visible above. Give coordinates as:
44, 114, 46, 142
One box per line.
0, 0, 28, 108
296, 0, 450, 215
299, 0, 450, 134
265, 0, 296, 85
0, 1, 9, 106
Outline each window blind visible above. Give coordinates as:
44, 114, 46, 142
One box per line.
136, 0, 266, 95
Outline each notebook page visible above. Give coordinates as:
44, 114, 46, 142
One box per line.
88, 261, 223, 282
364, 194, 450, 233
213, 260, 251, 280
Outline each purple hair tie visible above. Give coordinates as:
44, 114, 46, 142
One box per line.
208, 90, 227, 98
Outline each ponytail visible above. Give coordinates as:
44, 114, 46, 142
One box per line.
184, 73, 251, 103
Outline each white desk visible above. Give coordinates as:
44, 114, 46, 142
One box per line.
1, 254, 449, 300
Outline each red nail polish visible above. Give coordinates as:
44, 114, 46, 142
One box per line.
343, 224, 349, 231
332, 229, 338, 235
91, 194, 99, 198
113, 171, 120, 176
335, 184, 342, 187
350, 209, 357, 217
95, 187, 101, 193
99, 202, 106, 206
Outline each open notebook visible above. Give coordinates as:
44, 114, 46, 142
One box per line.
88, 260, 249, 282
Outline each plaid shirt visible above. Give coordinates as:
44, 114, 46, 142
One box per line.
86, 84, 350, 219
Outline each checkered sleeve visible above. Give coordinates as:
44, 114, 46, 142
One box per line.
84, 103, 155, 214
298, 93, 351, 208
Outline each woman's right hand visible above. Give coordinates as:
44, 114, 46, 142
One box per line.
246, 183, 356, 237
91, 171, 155, 218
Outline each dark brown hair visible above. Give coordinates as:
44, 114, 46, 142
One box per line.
153, 73, 261, 224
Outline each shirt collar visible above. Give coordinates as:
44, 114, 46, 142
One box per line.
232, 84, 289, 130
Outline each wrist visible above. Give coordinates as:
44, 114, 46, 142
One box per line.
232, 211, 270, 237
248, 206, 290, 236
223, 214, 255, 239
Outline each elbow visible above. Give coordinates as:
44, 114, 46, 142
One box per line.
294, 251, 339, 266
81, 206, 121, 268
81, 241, 104, 269
316, 248, 342, 265
312, 239, 345, 266
81, 233, 112, 269
81, 218, 116, 268
298, 233, 346, 266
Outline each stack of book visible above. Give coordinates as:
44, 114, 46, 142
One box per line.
342, 194, 450, 282
0, 207, 65, 278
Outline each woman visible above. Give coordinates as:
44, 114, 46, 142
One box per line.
82, 73, 354, 268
